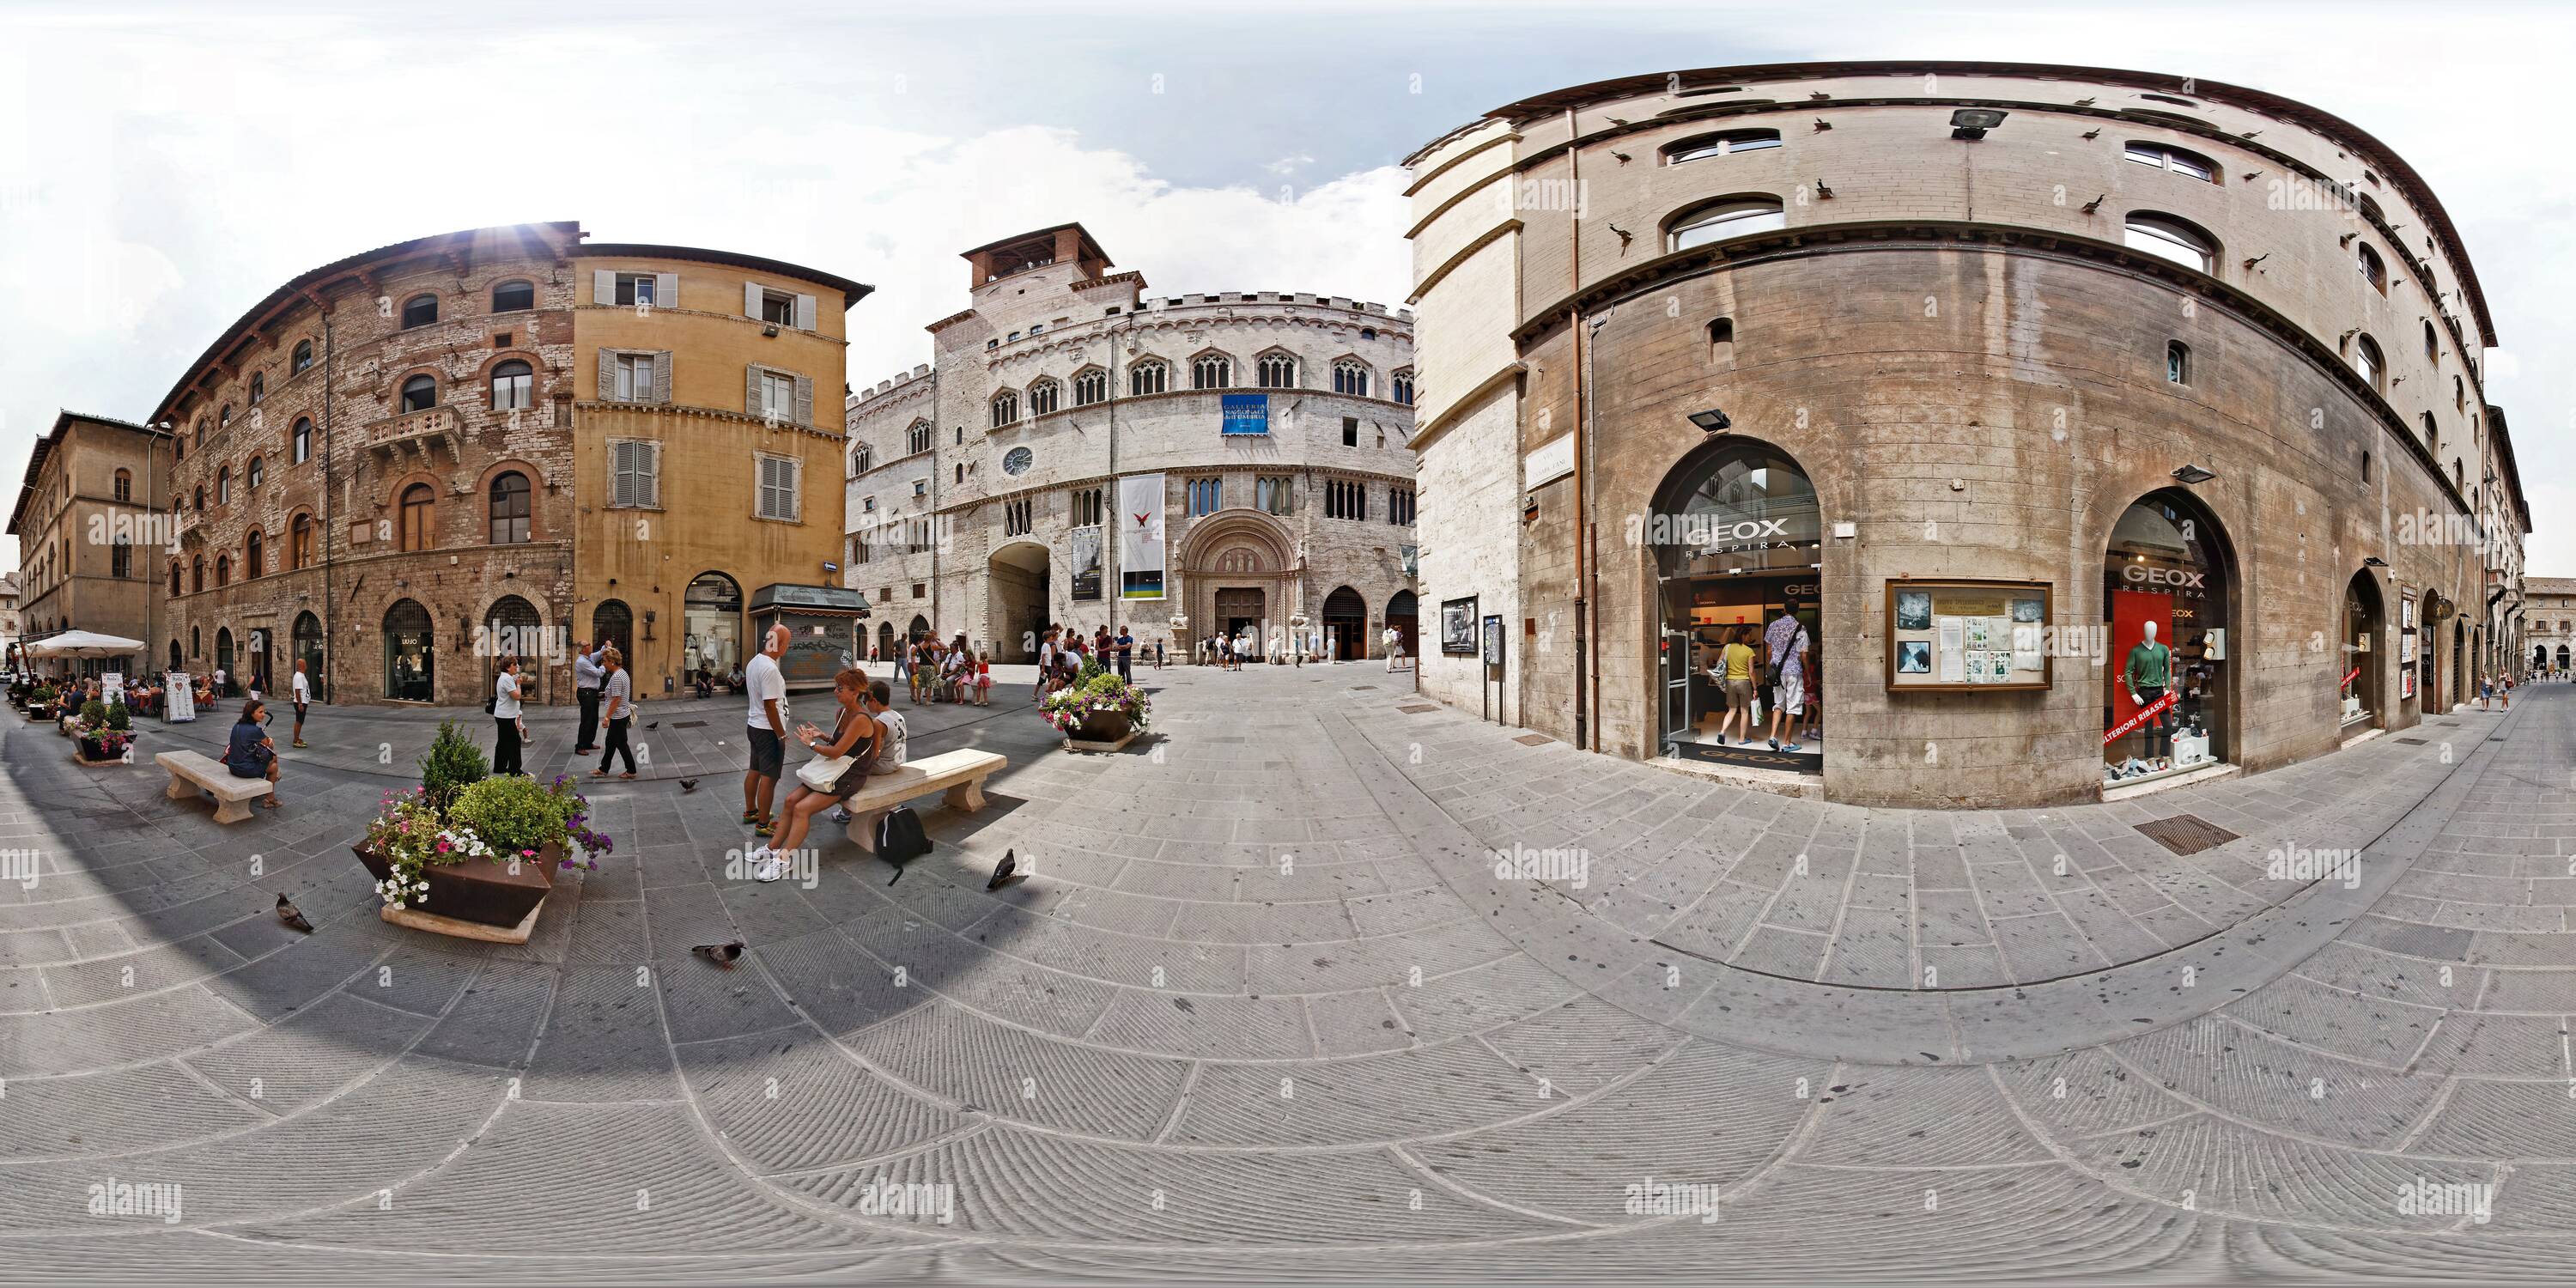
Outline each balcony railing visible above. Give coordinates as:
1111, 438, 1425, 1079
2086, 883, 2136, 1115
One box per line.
364, 405, 461, 465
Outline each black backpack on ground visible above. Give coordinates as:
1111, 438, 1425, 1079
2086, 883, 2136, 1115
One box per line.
876, 805, 932, 883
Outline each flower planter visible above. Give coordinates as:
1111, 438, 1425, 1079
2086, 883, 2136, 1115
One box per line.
355, 840, 558, 933
1068, 712, 1132, 744
73, 736, 132, 767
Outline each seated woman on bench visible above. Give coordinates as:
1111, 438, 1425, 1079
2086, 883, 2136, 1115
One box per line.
223, 698, 283, 810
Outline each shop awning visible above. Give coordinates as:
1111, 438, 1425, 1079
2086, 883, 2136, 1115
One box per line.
24, 630, 146, 658
749, 584, 872, 617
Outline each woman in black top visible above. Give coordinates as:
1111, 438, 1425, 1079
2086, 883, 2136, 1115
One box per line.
758, 667, 878, 868
223, 698, 283, 809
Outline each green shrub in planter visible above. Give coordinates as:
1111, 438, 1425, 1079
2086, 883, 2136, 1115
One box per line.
447, 773, 570, 860
79, 699, 107, 727
106, 703, 131, 731
419, 720, 489, 811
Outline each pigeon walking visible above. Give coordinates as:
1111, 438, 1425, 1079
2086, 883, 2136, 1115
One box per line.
678, 778, 699, 793
276, 893, 313, 933
987, 848, 1018, 891
692, 941, 744, 967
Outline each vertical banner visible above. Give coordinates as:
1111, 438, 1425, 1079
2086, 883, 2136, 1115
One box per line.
1120, 473, 1166, 600
1070, 526, 1104, 601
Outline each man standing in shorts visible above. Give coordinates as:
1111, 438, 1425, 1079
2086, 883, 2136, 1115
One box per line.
289, 657, 313, 749
1763, 607, 1810, 754
743, 624, 790, 842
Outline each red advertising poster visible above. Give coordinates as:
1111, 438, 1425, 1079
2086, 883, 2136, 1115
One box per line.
2110, 587, 2174, 718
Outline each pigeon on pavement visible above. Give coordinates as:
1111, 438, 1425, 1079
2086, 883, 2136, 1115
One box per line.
692, 941, 744, 967
276, 893, 313, 933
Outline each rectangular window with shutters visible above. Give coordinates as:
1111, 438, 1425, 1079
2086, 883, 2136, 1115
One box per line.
747, 365, 812, 426
615, 273, 658, 307
761, 371, 797, 420
605, 350, 667, 404
610, 439, 661, 508
1256, 475, 1293, 515
744, 282, 818, 331
756, 454, 800, 521
1186, 477, 1222, 515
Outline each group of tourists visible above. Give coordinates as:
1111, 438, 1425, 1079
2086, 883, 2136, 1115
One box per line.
904, 634, 993, 706
1033, 623, 1150, 697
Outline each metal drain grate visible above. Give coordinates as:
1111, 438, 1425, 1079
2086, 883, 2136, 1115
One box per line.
1398, 703, 1439, 714
670, 720, 708, 729
2395, 737, 2427, 745
1514, 733, 1552, 746
2135, 813, 2240, 857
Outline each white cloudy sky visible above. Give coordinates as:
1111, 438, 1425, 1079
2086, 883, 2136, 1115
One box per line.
4, 0, 2569, 577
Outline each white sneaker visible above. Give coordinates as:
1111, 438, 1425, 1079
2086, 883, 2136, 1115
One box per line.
750, 848, 785, 883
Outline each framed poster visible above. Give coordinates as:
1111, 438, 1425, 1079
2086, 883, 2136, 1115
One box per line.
1884, 579, 2053, 692
1441, 596, 1479, 655
1482, 615, 1504, 667
164, 672, 196, 723
1069, 526, 1103, 600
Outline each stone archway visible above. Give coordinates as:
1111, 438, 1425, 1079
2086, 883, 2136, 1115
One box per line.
988, 539, 1051, 662
1175, 508, 1301, 663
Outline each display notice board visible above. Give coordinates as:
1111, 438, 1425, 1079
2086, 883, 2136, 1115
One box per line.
163, 672, 197, 723
1884, 579, 2053, 692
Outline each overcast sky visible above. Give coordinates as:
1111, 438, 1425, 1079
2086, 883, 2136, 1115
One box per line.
4, 0, 2567, 579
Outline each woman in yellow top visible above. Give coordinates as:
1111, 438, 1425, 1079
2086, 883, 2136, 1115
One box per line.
1716, 626, 1759, 746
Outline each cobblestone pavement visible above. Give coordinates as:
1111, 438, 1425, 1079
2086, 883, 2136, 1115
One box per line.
0, 661, 2569, 1281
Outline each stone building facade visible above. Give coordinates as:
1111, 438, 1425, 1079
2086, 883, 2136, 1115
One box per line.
1406, 62, 2529, 808
153, 223, 866, 707
7, 411, 175, 675
2525, 577, 2576, 673
845, 224, 1419, 665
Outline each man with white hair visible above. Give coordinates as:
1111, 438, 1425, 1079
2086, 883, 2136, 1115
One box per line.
742, 624, 791, 875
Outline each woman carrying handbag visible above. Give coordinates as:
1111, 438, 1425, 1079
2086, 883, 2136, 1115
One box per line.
749, 667, 878, 883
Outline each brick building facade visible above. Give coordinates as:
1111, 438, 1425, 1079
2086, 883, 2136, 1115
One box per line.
153, 223, 866, 707
845, 225, 1419, 665
1406, 62, 2530, 807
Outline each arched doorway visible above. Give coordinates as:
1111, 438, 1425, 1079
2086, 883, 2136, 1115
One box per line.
168, 640, 183, 672
215, 628, 236, 690
246, 626, 273, 698
293, 611, 324, 703
2104, 489, 2233, 786
2557, 644, 2570, 674
876, 620, 896, 662
2451, 618, 2466, 711
908, 615, 931, 643
988, 541, 1051, 662
2342, 571, 2383, 730
485, 595, 544, 706
592, 599, 634, 661
1387, 589, 1419, 659
1176, 509, 1298, 665
383, 599, 434, 701
1650, 437, 1825, 771
683, 572, 743, 688
1323, 586, 1367, 660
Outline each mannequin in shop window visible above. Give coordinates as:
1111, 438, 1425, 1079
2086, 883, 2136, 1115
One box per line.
2123, 619, 2173, 770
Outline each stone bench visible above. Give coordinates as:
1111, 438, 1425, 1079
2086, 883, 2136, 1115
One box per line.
157, 750, 270, 824
841, 749, 1005, 854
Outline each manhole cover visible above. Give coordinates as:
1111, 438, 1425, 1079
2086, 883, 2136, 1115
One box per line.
2395, 737, 2427, 745
1399, 703, 1439, 714
1513, 733, 1552, 746
2135, 813, 2239, 857
670, 720, 707, 729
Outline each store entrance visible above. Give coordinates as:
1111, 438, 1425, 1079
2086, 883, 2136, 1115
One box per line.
2103, 489, 2233, 788
1648, 437, 1824, 775
2342, 570, 2383, 731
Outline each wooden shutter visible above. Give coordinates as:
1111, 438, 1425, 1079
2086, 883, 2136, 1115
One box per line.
611, 441, 636, 507
744, 280, 763, 318
640, 442, 661, 507
787, 456, 801, 520
745, 366, 762, 417
597, 349, 617, 400
654, 272, 677, 308
794, 294, 817, 331
652, 351, 671, 404
793, 375, 813, 427
592, 269, 616, 305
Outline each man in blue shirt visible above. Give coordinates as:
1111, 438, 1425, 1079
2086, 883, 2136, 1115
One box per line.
571, 640, 605, 754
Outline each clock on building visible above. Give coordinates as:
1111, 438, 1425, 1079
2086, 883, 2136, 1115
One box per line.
1003, 447, 1033, 476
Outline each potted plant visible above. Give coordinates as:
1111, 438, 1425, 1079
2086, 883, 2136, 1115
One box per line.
355, 774, 608, 931
418, 719, 488, 810
1042, 669, 1153, 745
73, 701, 131, 765
25, 685, 58, 721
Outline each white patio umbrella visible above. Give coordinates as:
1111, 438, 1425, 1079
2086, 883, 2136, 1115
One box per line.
23, 630, 145, 659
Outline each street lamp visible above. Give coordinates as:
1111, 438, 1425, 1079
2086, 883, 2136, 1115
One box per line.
2171, 463, 2218, 485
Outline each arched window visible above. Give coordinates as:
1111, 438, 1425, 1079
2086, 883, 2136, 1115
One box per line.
2354, 334, 2385, 392
489, 471, 532, 544
293, 417, 313, 464
169, 560, 182, 597
399, 483, 435, 551
1027, 379, 1059, 416
1391, 369, 1415, 405
1130, 359, 1170, 396
215, 554, 230, 586
2123, 141, 2218, 182
400, 374, 437, 413
1257, 353, 1297, 388
1668, 196, 1787, 250
400, 294, 438, 328
491, 280, 535, 313
1664, 130, 1783, 164
2453, 375, 2465, 411
1192, 354, 1232, 389
990, 390, 1020, 427
192, 485, 205, 511
2356, 243, 2386, 294
2421, 412, 2439, 454
850, 443, 872, 474
112, 468, 131, 502
490, 358, 533, 410
2123, 212, 2216, 272
290, 513, 313, 569
2422, 319, 2439, 362
249, 373, 265, 404
291, 339, 314, 376
191, 556, 204, 593
173, 434, 184, 463
246, 456, 264, 491
1332, 360, 1370, 397
191, 625, 201, 659
2166, 340, 2190, 386
244, 529, 262, 578
216, 465, 231, 506
907, 420, 932, 454
218, 404, 232, 432
1072, 368, 1107, 406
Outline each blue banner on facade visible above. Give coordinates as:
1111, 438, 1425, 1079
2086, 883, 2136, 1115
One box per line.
1220, 393, 1269, 435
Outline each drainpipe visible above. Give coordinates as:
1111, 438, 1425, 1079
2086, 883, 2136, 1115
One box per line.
319, 310, 334, 703
1566, 106, 1590, 752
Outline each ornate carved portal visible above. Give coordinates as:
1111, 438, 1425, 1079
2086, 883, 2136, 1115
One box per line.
1173, 508, 1302, 661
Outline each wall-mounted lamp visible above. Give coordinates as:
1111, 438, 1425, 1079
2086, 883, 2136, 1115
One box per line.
2171, 464, 2218, 485
1950, 108, 2008, 140
1686, 408, 1732, 434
